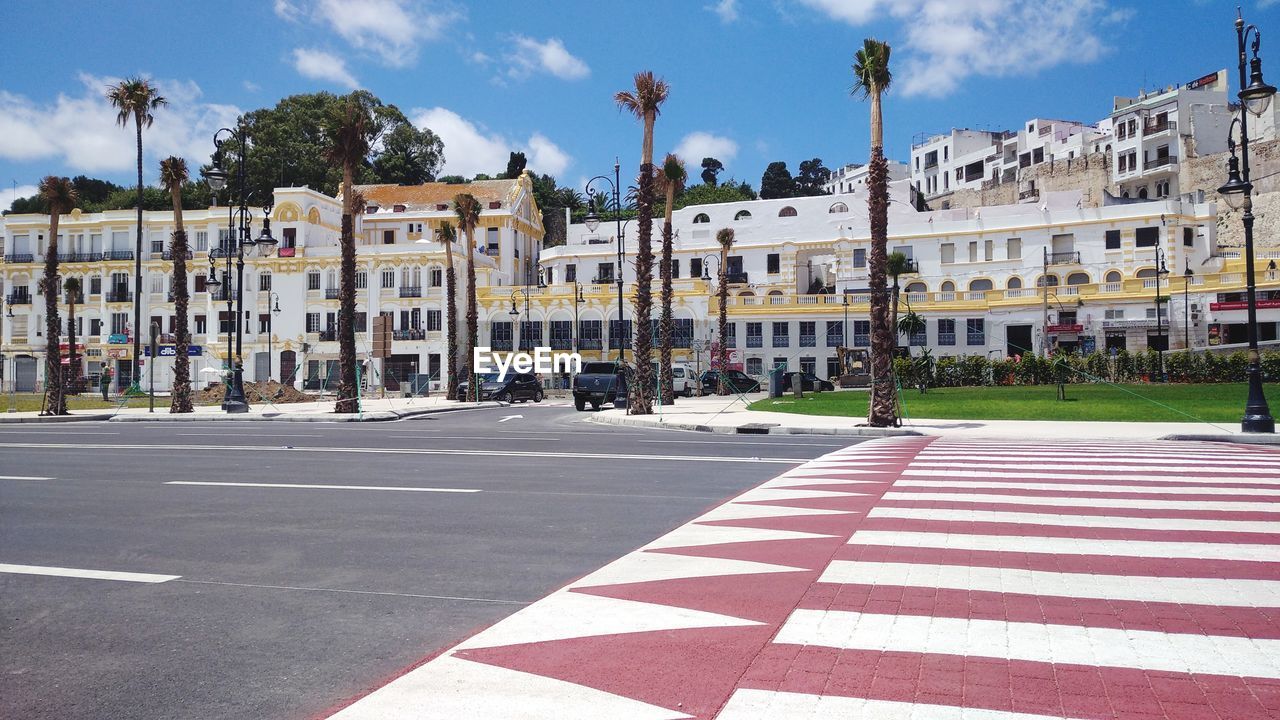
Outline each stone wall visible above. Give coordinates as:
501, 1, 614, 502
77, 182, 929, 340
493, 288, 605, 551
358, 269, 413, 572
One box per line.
939, 153, 1113, 210
1184, 137, 1280, 248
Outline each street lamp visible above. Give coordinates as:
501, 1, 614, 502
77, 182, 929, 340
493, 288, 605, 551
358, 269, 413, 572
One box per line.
4, 301, 14, 413
1184, 261, 1194, 351
267, 291, 281, 382
1154, 247, 1170, 382
585, 160, 626, 365
572, 281, 586, 353
1217, 8, 1276, 433
208, 123, 277, 413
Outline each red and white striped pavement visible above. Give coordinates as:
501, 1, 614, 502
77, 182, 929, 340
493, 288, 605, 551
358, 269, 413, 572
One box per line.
328, 437, 1280, 719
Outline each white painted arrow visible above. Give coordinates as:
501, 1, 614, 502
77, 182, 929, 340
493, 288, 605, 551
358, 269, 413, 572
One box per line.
498, 414, 524, 423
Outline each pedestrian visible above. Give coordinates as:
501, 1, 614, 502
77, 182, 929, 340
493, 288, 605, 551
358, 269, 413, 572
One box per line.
99, 366, 113, 402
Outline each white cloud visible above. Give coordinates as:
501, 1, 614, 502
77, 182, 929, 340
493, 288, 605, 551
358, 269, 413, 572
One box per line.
0, 74, 240, 178
1261, 0, 1277, 8
281, 0, 461, 68
411, 107, 571, 178
505, 36, 590, 81
797, 0, 1113, 97
291, 47, 360, 89
242, 80, 262, 93
674, 132, 739, 164
709, 0, 739, 23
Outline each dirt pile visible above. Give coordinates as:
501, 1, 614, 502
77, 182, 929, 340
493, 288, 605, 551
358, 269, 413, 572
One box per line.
196, 381, 315, 405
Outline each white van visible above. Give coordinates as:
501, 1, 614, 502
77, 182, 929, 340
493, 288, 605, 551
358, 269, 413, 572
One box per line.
670, 364, 695, 397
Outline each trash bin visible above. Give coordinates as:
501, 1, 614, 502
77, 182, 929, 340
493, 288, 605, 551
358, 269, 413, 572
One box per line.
791, 372, 805, 398
768, 367, 787, 398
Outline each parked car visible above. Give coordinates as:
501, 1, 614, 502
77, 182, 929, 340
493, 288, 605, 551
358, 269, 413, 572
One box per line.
573, 361, 629, 411
780, 371, 836, 393
698, 369, 761, 394
456, 372, 544, 403
648, 362, 696, 397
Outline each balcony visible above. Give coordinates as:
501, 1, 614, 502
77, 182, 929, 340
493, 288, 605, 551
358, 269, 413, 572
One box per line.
1144, 155, 1178, 171
578, 338, 602, 350
57, 252, 100, 263
399, 286, 422, 298
1047, 251, 1081, 265
5, 254, 35, 263
324, 288, 340, 299
726, 272, 749, 284
162, 249, 194, 261
318, 330, 337, 341
799, 334, 816, 348
278, 246, 297, 258
106, 290, 133, 303
746, 335, 763, 349
104, 250, 134, 261
938, 332, 957, 346
6, 293, 32, 305
394, 329, 425, 341
1143, 120, 1177, 137
592, 275, 615, 285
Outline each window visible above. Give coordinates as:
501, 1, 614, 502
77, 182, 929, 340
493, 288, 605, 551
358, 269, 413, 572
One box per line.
723, 322, 737, 348
429, 267, 442, 287
355, 271, 367, 289
746, 322, 763, 348
259, 273, 272, 292
690, 258, 702, 279
380, 269, 395, 288
828, 202, 848, 213
1066, 272, 1090, 286
596, 262, 615, 283
355, 312, 367, 333
194, 314, 207, 335
672, 318, 693, 348
969, 279, 993, 291
281, 227, 296, 248
89, 275, 102, 295
382, 229, 395, 245
490, 321, 513, 351
766, 253, 780, 274
853, 248, 867, 268
486, 227, 499, 255
194, 231, 208, 252
1105, 309, 1125, 320
966, 318, 985, 346
670, 259, 679, 279
1183, 227, 1195, 248
1007, 277, 1022, 290
826, 321, 843, 347
307, 271, 321, 290
1105, 229, 1121, 250
746, 357, 763, 376
1135, 226, 1159, 248
940, 243, 955, 264
853, 320, 870, 347
565, 264, 577, 283
735, 210, 752, 220
909, 322, 926, 346
546, 320, 571, 350
778, 206, 797, 218
90, 318, 102, 337
150, 274, 165, 294
258, 314, 270, 334
608, 319, 633, 349
693, 213, 710, 224
773, 357, 789, 371
984, 239, 993, 262
519, 321, 542, 348
578, 320, 603, 349
938, 319, 956, 346
798, 321, 816, 347
1007, 237, 1021, 260
800, 357, 816, 374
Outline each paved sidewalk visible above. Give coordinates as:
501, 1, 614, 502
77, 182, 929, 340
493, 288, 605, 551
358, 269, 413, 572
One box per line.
327, 437, 1280, 719
0, 396, 499, 423
587, 393, 1261, 442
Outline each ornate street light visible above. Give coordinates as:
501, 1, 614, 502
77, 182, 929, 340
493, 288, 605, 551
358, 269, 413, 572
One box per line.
584, 161, 627, 365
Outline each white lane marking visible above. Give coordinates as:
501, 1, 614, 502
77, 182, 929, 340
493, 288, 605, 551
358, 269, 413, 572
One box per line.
0, 475, 53, 480
895, 480, 1280, 496
574, 552, 806, 588
882, 490, 1280, 512
910, 461, 1280, 475
718, 688, 1068, 720
819, 560, 1280, 607
637, 439, 846, 447
848, 530, 1280, 561
498, 414, 523, 423
0, 430, 119, 435
902, 468, 1280, 485
0, 442, 803, 464
696, 503, 856, 522
868, 506, 1280, 534
175, 433, 325, 438
0, 563, 179, 583
916, 453, 1279, 465
167, 481, 480, 493
775, 609, 1280, 678
644, 523, 834, 549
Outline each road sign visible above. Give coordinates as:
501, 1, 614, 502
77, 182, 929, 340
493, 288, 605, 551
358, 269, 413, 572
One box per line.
372, 315, 392, 359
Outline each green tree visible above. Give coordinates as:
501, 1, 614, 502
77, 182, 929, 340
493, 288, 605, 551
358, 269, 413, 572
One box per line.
796, 158, 833, 196
160, 156, 194, 413
502, 151, 528, 179
437, 222, 460, 400
615, 70, 670, 415
852, 37, 895, 427
107, 77, 167, 392
700, 157, 723, 186
39, 176, 78, 416
715, 228, 734, 395
887, 250, 911, 347
453, 194, 482, 401
676, 178, 756, 209
371, 121, 444, 186
657, 153, 686, 405
64, 276, 82, 395
759, 161, 795, 199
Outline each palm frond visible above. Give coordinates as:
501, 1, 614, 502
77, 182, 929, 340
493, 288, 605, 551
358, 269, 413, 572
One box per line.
38, 176, 78, 214
851, 38, 892, 99
615, 70, 670, 118
716, 227, 734, 250
437, 221, 457, 245
105, 77, 167, 128
159, 156, 189, 192
659, 153, 687, 194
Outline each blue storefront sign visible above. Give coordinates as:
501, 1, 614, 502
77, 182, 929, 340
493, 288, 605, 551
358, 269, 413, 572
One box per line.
143, 345, 203, 357
108, 333, 129, 344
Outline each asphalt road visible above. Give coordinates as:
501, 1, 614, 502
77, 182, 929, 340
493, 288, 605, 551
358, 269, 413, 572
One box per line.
0, 402, 857, 720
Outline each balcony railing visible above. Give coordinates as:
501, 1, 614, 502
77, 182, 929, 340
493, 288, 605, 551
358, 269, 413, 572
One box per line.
592, 275, 615, 285
550, 337, 573, 351
324, 288, 340, 299
799, 334, 816, 347
746, 335, 763, 348
1144, 155, 1177, 170
394, 329, 425, 341
726, 272, 749, 284
104, 250, 134, 261
162, 249, 194, 261
578, 338, 602, 350
938, 332, 957, 346
4, 253, 35, 263
1143, 120, 1177, 136
6, 294, 32, 305
318, 330, 337, 341
106, 290, 132, 303
399, 286, 422, 298
57, 252, 99, 263
278, 247, 297, 257
853, 334, 870, 347
1047, 251, 1081, 265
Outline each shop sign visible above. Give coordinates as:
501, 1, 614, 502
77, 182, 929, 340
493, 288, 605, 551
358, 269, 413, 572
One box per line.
107, 333, 130, 344
1209, 300, 1280, 311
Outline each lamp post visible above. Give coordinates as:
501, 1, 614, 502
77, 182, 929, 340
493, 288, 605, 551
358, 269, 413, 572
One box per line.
203, 123, 277, 413
572, 281, 586, 353
584, 161, 626, 365
1184, 261, 1194, 351
1217, 8, 1276, 433
1154, 247, 1170, 381
509, 268, 546, 353
5, 301, 14, 412
700, 253, 723, 365
267, 291, 280, 381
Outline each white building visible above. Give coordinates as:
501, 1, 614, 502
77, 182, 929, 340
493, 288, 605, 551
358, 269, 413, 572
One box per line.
823, 161, 909, 195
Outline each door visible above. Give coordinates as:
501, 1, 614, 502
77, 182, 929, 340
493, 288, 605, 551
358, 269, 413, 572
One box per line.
1007, 325, 1033, 358
15, 355, 37, 392
254, 352, 270, 382
279, 351, 297, 386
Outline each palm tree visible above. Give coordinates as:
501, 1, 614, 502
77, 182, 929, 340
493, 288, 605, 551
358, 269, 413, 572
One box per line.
160, 156, 193, 413
324, 94, 375, 413
64, 276, 81, 397
887, 250, 910, 349
851, 38, 895, 427
437, 221, 460, 400
715, 227, 734, 396
107, 77, 167, 393
896, 310, 925, 356
656, 153, 685, 405
615, 71, 670, 415
39, 176, 78, 416
453, 193, 482, 401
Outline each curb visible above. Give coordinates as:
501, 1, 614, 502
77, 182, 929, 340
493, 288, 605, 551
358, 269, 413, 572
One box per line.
1161, 433, 1280, 445
0, 402, 505, 424
0, 412, 115, 424
586, 413, 921, 437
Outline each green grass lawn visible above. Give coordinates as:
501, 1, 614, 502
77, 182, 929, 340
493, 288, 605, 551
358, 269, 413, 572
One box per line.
748, 383, 1279, 423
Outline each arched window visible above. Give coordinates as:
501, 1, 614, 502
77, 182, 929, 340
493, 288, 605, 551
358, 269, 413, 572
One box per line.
1138, 187, 1148, 199
904, 281, 927, 292
1037, 274, 1059, 287
828, 202, 849, 214
778, 206, 798, 217
1066, 272, 1090, 286
692, 213, 710, 224
734, 210, 752, 221
1105, 270, 1122, 283
940, 280, 955, 292
1007, 277, 1023, 290
1122, 191, 1130, 199
738, 290, 754, 297
969, 278, 993, 291
1136, 268, 1157, 279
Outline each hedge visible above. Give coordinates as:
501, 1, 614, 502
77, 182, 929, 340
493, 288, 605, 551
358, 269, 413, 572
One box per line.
893, 348, 1280, 389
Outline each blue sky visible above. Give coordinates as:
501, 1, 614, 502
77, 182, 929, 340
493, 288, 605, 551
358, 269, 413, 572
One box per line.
0, 0, 1274, 207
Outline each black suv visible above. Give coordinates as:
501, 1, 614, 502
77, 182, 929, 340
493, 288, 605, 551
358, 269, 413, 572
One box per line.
572, 361, 629, 411
781, 372, 836, 393
456, 372, 544, 403
698, 369, 761, 394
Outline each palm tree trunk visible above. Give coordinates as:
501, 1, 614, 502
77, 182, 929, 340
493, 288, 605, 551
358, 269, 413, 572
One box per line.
631, 163, 655, 414
658, 190, 675, 405
867, 143, 897, 427
132, 117, 144, 392
717, 244, 730, 396
67, 298, 77, 398
465, 231, 478, 401
170, 188, 193, 413
42, 222, 63, 415
444, 254, 458, 400
335, 165, 358, 413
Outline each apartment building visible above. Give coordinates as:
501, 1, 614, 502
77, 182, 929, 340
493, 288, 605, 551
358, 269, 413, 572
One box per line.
823, 161, 909, 195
